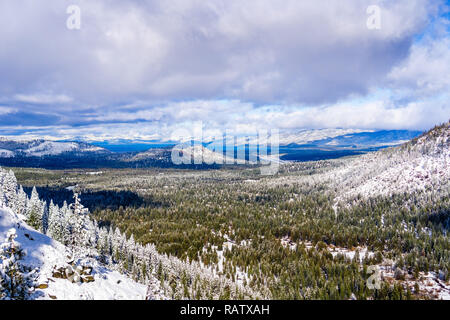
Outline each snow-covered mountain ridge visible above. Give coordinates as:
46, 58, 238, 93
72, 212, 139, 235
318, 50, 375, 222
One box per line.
256, 122, 447, 204
0, 138, 109, 157
323, 121, 450, 201
264, 121, 449, 201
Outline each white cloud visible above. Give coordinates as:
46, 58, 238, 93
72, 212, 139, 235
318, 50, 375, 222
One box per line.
388, 36, 450, 98
0, 0, 448, 138
0, 106, 16, 115
0, 0, 438, 105
4, 95, 447, 141
13, 94, 73, 104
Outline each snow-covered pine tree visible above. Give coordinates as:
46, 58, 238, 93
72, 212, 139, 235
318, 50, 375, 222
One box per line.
0, 187, 6, 208
3, 170, 18, 212
84, 219, 98, 253
97, 227, 110, 263
69, 193, 89, 249
41, 201, 48, 234
111, 227, 123, 263
26, 187, 43, 230
60, 201, 72, 245
0, 169, 7, 208
48, 200, 63, 241
0, 229, 36, 300
16, 186, 28, 217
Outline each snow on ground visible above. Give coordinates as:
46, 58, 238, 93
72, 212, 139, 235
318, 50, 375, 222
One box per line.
261, 123, 449, 202
0, 149, 14, 158
279, 237, 375, 262
277, 128, 373, 146
417, 272, 450, 300
0, 138, 108, 158
343, 150, 449, 199
278, 237, 450, 300
25, 141, 80, 157
0, 207, 147, 300
199, 234, 252, 287
86, 171, 103, 175
379, 265, 450, 300
172, 145, 248, 165
327, 124, 450, 201
329, 246, 374, 262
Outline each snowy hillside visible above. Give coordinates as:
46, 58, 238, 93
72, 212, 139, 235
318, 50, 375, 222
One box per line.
0, 207, 147, 300
202, 128, 420, 148
24, 141, 105, 157
0, 167, 258, 300
0, 149, 14, 158
333, 122, 449, 200
0, 167, 168, 300
173, 145, 248, 165
265, 121, 449, 201
277, 128, 374, 146
0, 138, 108, 158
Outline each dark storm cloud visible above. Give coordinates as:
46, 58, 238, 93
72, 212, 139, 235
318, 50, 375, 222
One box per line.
0, 0, 448, 137
0, 111, 60, 126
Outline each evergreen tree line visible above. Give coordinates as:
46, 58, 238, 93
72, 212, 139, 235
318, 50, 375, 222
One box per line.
0, 166, 260, 300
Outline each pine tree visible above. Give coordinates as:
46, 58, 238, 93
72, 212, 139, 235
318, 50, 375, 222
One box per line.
16, 186, 28, 217
3, 170, 18, 211
47, 200, 57, 238
26, 187, 43, 230
69, 193, 90, 248
0, 229, 36, 300
61, 201, 72, 245
41, 201, 48, 234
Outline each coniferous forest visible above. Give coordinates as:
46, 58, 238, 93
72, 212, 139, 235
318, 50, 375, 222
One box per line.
2, 122, 448, 300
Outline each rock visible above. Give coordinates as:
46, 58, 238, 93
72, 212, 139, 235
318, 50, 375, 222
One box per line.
52, 262, 96, 284
48, 294, 57, 300
24, 233, 34, 241
52, 267, 66, 279
67, 273, 75, 283
36, 283, 48, 289
65, 265, 74, 277
73, 275, 81, 283
394, 269, 405, 280
81, 275, 95, 283
82, 267, 92, 275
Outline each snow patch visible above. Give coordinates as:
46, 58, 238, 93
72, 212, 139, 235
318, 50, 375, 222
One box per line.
0, 207, 147, 300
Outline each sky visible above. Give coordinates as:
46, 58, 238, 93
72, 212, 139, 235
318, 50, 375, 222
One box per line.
0, 0, 449, 141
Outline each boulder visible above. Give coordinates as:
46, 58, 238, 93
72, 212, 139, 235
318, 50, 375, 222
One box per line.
82, 267, 92, 275
65, 265, 74, 277
81, 275, 95, 283
52, 267, 66, 279
24, 233, 34, 241
36, 283, 49, 289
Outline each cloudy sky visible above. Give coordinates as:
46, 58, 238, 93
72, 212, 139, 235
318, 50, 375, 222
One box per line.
0, 0, 449, 141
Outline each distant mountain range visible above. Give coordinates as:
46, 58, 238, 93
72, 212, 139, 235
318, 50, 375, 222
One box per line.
0, 138, 109, 158
0, 128, 423, 168
281, 129, 421, 148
